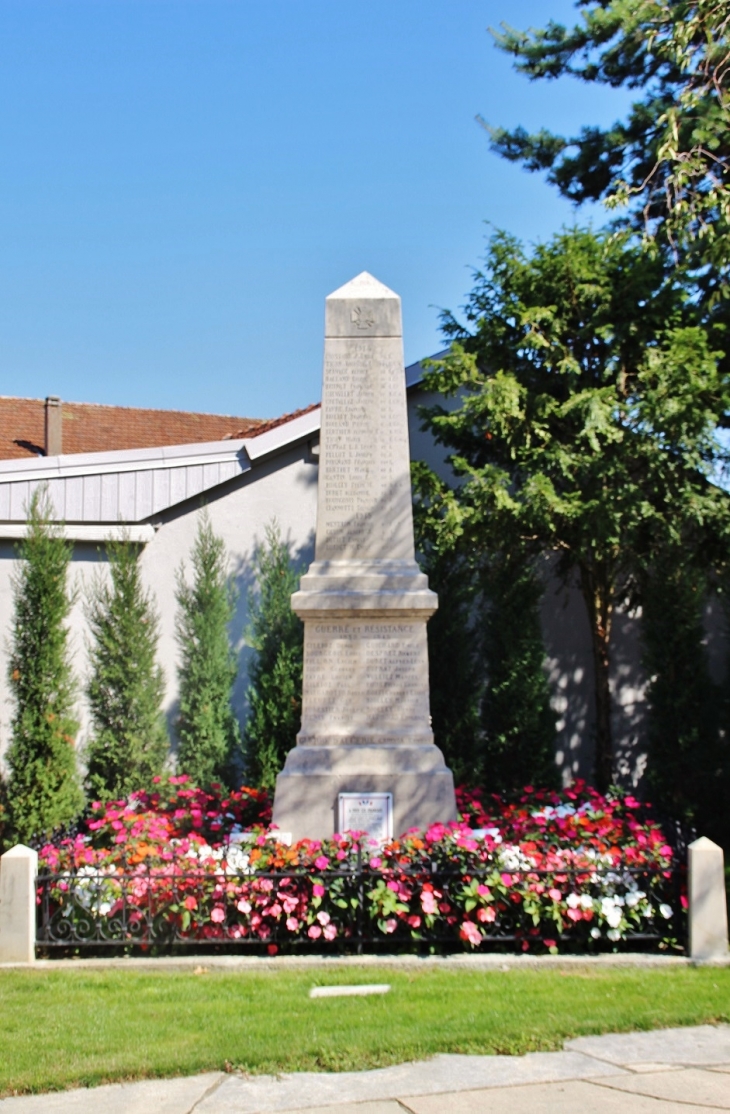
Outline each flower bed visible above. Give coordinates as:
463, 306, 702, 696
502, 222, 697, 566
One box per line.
37, 778, 684, 954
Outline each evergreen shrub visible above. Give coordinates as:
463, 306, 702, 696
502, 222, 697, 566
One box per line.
5, 487, 83, 844
243, 522, 303, 789
176, 512, 240, 787
85, 534, 168, 800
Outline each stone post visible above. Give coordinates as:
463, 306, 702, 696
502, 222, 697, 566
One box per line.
0, 844, 38, 963
688, 837, 729, 962
272, 272, 456, 840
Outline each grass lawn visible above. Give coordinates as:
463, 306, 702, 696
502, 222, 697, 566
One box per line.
1, 964, 728, 1096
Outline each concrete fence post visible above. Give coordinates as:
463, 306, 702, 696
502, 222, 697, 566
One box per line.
0, 844, 38, 963
688, 837, 729, 962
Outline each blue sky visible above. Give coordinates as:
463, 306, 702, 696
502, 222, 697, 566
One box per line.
0, 1, 633, 420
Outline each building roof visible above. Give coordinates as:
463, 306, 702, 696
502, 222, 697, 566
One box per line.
0, 396, 267, 460
0, 358, 431, 534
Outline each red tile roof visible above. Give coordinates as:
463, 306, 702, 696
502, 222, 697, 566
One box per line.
0, 397, 268, 460
224, 402, 321, 440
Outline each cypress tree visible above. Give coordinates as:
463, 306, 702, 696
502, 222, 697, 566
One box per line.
175, 512, 240, 787
243, 521, 303, 789
85, 534, 168, 800
5, 487, 83, 844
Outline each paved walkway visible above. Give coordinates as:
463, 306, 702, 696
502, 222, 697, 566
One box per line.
1, 1025, 728, 1113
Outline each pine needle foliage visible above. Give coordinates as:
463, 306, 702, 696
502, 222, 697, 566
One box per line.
420, 549, 483, 786
480, 554, 558, 794
175, 512, 240, 787
85, 535, 168, 801
415, 225, 730, 790
641, 553, 728, 844
243, 522, 303, 790
5, 487, 83, 845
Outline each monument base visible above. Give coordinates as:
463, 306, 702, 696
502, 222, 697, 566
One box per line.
271, 743, 456, 842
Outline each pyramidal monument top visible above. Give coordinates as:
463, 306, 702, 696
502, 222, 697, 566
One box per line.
325, 271, 401, 338
327, 271, 399, 301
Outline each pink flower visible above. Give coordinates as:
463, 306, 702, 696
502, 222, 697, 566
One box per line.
183, 895, 198, 911
323, 923, 337, 940
315, 855, 329, 869
286, 917, 299, 932
308, 924, 322, 939
369, 857, 382, 869
548, 888, 562, 902
312, 883, 325, 897
316, 911, 330, 926
384, 918, 397, 934
421, 891, 437, 915
567, 907, 582, 921
460, 921, 482, 947
237, 898, 251, 914
407, 914, 421, 929
477, 906, 496, 923
210, 905, 226, 923
477, 884, 490, 896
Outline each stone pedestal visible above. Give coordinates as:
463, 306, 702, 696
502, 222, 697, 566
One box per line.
688, 837, 729, 962
0, 844, 37, 963
272, 272, 456, 841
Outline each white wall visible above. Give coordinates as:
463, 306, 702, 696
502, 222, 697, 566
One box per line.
0, 442, 319, 772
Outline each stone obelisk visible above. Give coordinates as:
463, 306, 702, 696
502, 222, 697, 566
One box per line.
271, 272, 456, 841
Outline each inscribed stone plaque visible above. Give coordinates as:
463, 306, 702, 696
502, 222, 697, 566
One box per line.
338, 793, 393, 841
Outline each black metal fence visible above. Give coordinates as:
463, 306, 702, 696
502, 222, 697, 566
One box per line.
36, 849, 686, 955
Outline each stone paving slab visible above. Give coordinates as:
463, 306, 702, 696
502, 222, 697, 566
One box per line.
194, 1051, 625, 1112
276, 1105, 404, 1114
401, 1078, 724, 1114
0, 1073, 222, 1114
566, 1023, 730, 1065
591, 1066, 730, 1107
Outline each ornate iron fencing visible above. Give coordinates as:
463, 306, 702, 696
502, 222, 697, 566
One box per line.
35, 848, 686, 955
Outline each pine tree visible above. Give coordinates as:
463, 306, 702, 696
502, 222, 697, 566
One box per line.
175, 512, 240, 787
5, 487, 83, 844
416, 226, 730, 790
243, 522, 303, 790
85, 534, 168, 800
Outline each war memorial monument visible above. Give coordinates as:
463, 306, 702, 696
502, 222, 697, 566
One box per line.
272, 272, 456, 841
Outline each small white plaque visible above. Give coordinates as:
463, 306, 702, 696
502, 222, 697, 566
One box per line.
338, 792, 393, 841
310, 984, 390, 998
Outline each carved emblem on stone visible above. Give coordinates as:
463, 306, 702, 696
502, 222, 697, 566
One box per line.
351, 305, 375, 330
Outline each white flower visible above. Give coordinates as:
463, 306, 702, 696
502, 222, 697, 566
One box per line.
659, 903, 673, 919
606, 907, 622, 928
590, 927, 601, 939
566, 893, 581, 909
579, 894, 594, 910
607, 928, 621, 942
625, 891, 640, 908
